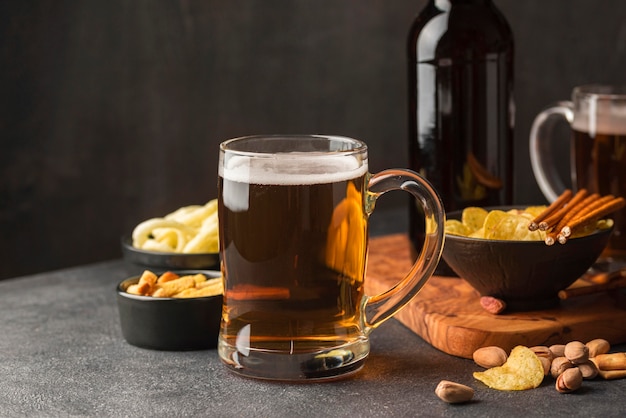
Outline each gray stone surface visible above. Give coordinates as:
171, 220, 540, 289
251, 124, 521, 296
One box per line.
1, 260, 625, 417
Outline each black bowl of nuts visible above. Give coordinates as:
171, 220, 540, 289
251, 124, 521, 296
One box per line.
442, 203, 613, 312
116, 269, 223, 350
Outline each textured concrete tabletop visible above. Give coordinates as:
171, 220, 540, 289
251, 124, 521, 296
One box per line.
1, 257, 626, 417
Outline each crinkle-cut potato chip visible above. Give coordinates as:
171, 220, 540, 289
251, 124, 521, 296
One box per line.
461, 207, 488, 233
473, 346, 544, 391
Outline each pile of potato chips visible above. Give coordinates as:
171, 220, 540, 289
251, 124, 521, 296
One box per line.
446, 206, 613, 241
445, 206, 548, 241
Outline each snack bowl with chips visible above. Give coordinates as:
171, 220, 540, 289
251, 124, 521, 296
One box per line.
116, 270, 223, 350
442, 206, 612, 311
122, 199, 220, 270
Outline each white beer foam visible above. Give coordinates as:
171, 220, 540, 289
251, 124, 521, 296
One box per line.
573, 105, 626, 135
221, 154, 368, 185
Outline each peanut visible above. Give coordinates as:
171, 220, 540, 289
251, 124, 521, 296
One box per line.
435, 380, 474, 404
473, 346, 508, 369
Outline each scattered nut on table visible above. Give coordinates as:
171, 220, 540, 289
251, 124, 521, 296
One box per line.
550, 357, 573, 379
556, 367, 583, 393
549, 344, 566, 358
531, 345, 554, 360
456, 338, 625, 403
564, 341, 589, 364
473, 346, 508, 368
577, 361, 599, 379
586, 339, 611, 358
435, 380, 474, 404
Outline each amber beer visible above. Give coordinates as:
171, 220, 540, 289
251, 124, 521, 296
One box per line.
573, 123, 626, 258
217, 135, 445, 381
218, 154, 370, 379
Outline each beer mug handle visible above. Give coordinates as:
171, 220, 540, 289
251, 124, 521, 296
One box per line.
363, 169, 445, 334
529, 101, 574, 202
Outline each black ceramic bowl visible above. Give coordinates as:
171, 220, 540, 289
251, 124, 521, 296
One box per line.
116, 270, 222, 350
442, 208, 612, 311
121, 236, 220, 270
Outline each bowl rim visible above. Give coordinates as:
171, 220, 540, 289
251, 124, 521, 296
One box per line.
120, 235, 220, 270
116, 269, 222, 301
445, 206, 614, 244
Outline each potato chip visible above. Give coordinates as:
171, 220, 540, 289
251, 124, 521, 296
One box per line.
486, 214, 529, 240
482, 210, 509, 238
597, 218, 614, 230
523, 206, 547, 218
445, 220, 471, 237
443, 203, 614, 241
473, 346, 544, 391
461, 207, 488, 233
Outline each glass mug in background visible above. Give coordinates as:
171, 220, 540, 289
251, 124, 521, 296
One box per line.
530, 85, 626, 263
217, 135, 445, 381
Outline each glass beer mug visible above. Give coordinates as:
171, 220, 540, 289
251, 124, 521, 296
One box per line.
530, 85, 626, 263
217, 135, 445, 381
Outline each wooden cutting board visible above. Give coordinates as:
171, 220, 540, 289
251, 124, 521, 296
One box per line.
365, 234, 626, 359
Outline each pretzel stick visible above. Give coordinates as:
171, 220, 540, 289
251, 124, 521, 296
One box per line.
558, 269, 626, 299
561, 197, 626, 239
551, 193, 601, 244
538, 189, 588, 231
556, 193, 600, 230
529, 189, 573, 231
559, 195, 615, 238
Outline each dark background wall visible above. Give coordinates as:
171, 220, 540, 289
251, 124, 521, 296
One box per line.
2, 0, 626, 280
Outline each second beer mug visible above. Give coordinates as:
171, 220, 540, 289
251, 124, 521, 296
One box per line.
530, 84, 626, 263
217, 135, 445, 381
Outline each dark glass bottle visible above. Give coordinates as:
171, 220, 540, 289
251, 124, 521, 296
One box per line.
407, 0, 514, 263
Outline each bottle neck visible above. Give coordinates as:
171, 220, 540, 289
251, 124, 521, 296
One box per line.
449, 0, 492, 4
433, 0, 492, 8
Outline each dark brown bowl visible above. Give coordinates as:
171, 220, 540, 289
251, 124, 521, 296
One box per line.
442, 208, 612, 312
121, 236, 219, 270
116, 270, 222, 350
